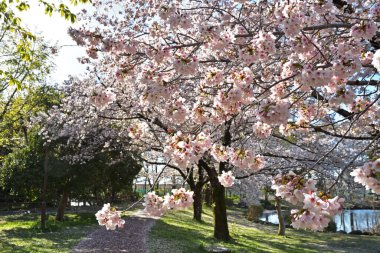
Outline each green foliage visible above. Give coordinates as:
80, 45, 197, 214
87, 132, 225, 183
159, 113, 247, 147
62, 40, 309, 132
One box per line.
0, 0, 91, 95
225, 195, 240, 207
0, 86, 62, 203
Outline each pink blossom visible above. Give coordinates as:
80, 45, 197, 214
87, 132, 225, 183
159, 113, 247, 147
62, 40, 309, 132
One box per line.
372, 50, 380, 73
95, 203, 125, 230
90, 88, 116, 110
218, 171, 235, 188
143, 192, 167, 216
350, 159, 380, 194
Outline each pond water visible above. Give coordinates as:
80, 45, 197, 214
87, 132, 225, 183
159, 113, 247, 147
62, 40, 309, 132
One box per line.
259, 209, 380, 233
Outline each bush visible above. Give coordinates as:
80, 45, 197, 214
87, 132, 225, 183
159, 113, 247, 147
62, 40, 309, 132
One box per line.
370, 222, 380, 235
225, 195, 240, 207
225, 198, 234, 207
247, 205, 264, 221
283, 211, 292, 225
260, 199, 275, 210
324, 220, 337, 232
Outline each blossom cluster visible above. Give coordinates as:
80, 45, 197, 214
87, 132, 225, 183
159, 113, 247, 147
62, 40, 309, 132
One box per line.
210, 145, 265, 171
350, 159, 380, 194
173, 54, 198, 75
229, 149, 265, 171
95, 203, 125, 230
164, 188, 194, 209
271, 172, 317, 205
257, 100, 290, 126
252, 122, 272, 139
291, 193, 344, 231
143, 188, 194, 216
272, 172, 344, 231
89, 88, 116, 110
218, 170, 235, 188
164, 131, 211, 168
301, 67, 332, 88
350, 22, 377, 40
143, 191, 167, 216
239, 32, 276, 64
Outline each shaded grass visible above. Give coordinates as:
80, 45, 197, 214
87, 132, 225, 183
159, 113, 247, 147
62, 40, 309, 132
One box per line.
148, 206, 380, 253
0, 213, 97, 253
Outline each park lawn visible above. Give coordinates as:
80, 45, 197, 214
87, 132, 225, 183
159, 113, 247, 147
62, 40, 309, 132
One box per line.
0, 212, 97, 253
148, 207, 380, 253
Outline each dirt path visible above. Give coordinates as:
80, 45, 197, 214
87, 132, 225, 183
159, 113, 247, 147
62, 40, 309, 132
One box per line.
72, 210, 157, 253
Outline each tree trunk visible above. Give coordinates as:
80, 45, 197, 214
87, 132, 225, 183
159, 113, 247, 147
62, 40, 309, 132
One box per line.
193, 166, 205, 221
275, 196, 285, 236
200, 121, 232, 241
56, 189, 69, 221
40, 148, 49, 230
193, 181, 203, 221
212, 184, 230, 241
199, 159, 230, 241
111, 188, 116, 203
204, 184, 212, 206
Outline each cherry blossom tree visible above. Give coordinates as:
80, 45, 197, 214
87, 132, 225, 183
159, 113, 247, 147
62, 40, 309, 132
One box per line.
38, 0, 380, 241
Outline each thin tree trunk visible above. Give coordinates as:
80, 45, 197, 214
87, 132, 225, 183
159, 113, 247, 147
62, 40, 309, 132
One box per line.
204, 184, 212, 206
275, 196, 285, 236
40, 148, 49, 230
193, 183, 203, 221
194, 184, 204, 221
194, 166, 205, 221
56, 189, 69, 221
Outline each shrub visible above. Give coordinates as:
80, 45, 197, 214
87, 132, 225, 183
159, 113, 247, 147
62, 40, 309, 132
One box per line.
247, 205, 264, 221
324, 220, 337, 232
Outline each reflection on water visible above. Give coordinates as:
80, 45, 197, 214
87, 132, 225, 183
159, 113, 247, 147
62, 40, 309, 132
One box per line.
259, 209, 380, 233
335, 210, 380, 233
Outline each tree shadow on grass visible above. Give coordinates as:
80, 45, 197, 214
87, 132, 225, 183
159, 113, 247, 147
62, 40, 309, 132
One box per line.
0, 213, 96, 253
1, 225, 91, 251
149, 210, 380, 253
149, 217, 320, 253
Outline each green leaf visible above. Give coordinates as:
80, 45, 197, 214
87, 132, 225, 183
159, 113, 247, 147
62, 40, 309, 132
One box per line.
70, 13, 76, 23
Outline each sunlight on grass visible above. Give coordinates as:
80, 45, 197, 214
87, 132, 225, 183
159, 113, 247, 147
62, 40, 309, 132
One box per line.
148, 207, 380, 253
0, 213, 96, 253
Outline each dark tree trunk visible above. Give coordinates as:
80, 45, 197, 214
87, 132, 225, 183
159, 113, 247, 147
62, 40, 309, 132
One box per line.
212, 184, 230, 241
193, 165, 206, 221
199, 121, 232, 241
199, 159, 230, 241
40, 149, 49, 230
56, 189, 69, 221
193, 183, 203, 221
111, 188, 116, 203
187, 167, 204, 222
275, 196, 285, 236
204, 185, 212, 206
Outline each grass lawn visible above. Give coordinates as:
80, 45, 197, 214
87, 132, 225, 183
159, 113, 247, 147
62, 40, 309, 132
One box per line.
0, 212, 97, 253
148, 206, 380, 253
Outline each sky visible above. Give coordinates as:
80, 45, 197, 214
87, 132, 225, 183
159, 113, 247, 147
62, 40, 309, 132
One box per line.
16, 1, 89, 83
